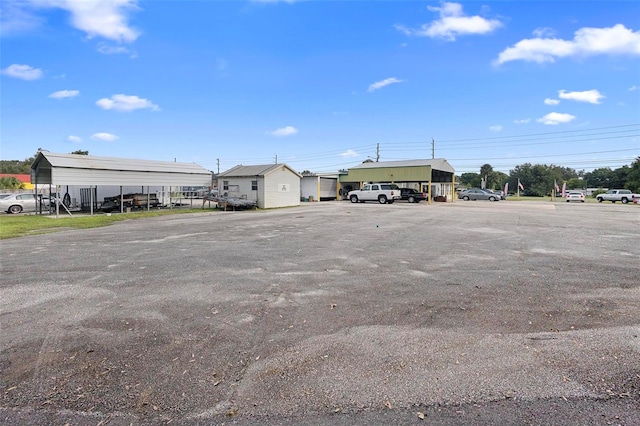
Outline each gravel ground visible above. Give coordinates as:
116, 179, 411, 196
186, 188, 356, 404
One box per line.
1, 200, 639, 425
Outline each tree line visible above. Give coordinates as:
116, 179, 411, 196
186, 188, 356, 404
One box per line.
459, 157, 640, 196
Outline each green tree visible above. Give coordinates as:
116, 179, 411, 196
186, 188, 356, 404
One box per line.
584, 167, 614, 188
459, 172, 481, 187
479, 163, 493, 189
624, 157, 640, 192
566, 178, 585, 190
489, 171, 508, 190
0, 177, 25, 190
610, 165, 629, 189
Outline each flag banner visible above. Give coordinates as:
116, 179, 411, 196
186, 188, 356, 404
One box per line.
504, 182, 509, 196
518, 180, 524, 190
555, 180, 560, 192
561, 182, 566, 197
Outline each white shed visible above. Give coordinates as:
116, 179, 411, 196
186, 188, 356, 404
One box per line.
301, 173, 338, 201
217, 164, 301, 209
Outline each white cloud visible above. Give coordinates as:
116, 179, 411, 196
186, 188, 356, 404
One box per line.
96, 94, 160, 112
0, 1, 43, 36
396, 2, 502, 41
514, 118, 531, 124
532, 27, 555, 38
91, 132, 119, 142
495, 24, 640, 65
368, 77, 403, 92
49, 90, 79, 99
544, 98, 560, 105
269, 126, 298, 136
630, 85, 639, 91
558, 89, 604, 104
67, 135, 83, 143
1, 64, 43, 80
53, 0, 140, 43
537, 112, 576, 125
97, 42, 136, 57
339, 149, 358, 157
3, 0, 141, 43
489, 125, 503, 132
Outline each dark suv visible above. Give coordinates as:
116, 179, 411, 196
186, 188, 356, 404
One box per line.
400, 188, 427, 203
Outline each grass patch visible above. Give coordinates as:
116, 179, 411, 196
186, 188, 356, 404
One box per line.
505, 196, 598, 203
0, 208, 216, 239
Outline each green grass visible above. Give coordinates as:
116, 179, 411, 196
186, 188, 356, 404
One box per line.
0, 208, 215, 239
505, 196, 598, 203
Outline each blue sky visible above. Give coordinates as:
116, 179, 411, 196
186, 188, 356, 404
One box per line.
1, 0, 639, 175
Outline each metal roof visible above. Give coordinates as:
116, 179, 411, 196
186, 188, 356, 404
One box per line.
218, 164, 302, 178
30, 151, 212, 186
350, 158, 455, 173
31, 151, 211, 174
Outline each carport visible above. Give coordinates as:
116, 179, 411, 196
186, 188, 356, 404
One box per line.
30, 151, 213, 216
338, 159, 456, 203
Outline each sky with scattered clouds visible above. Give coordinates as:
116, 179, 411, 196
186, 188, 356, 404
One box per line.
1, 0, 638, 174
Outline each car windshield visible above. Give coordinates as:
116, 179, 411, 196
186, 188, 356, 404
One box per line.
0, 194, 12, 199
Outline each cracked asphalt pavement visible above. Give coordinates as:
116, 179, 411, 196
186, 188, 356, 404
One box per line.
1, 200, 639, 425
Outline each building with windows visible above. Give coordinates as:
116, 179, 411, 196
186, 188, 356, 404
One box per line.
217, 164, 301, 209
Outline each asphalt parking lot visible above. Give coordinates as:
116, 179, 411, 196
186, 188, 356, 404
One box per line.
1, 200, 639, 425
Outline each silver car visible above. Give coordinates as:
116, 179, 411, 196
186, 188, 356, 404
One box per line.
458, 188, 501, 201
0, 193, 50, 214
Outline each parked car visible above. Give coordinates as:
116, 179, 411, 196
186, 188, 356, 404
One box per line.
458, 188, 501, 201
491, 190, 506, 200
596, 189, 635, 204
565, 191, 585, 202
399, 188, 427, 203
0, 193, 50, 214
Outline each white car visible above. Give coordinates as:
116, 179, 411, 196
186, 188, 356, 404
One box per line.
0, 193, 50, 214
565, 191, 585, 203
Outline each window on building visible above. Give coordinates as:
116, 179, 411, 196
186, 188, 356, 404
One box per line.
223, 181, 229, 190
251, 180, 258, 190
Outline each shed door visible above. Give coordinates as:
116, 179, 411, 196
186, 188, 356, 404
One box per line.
319, 178, 337, 198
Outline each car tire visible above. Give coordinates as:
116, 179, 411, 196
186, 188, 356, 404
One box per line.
388, 200, 394, 204
350, 195, 358, 203
581, 200, 584, 203
463, 196, 470, 201
408, 196, 415, 203
622, 198, 629, 204
566, 200, 569, 202
489, 196, 497, 201
597, 198, 603, 203
8, 205, 23, 214
378, 195, 387, 204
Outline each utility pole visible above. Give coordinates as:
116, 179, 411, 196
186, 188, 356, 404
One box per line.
376, 143, 380, 162
431, 138, 435, 159
216, 158, 220, 174
274, 154, 278, 164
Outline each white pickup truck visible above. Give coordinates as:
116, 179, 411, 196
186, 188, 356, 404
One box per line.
596, 189, 636, 204
348, 183, 401, 204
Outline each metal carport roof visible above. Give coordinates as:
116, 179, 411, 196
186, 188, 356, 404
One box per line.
31, 151, 212, 187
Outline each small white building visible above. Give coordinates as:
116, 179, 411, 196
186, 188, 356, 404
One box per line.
217, 164, 301, 209
301, 173, 338, 201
